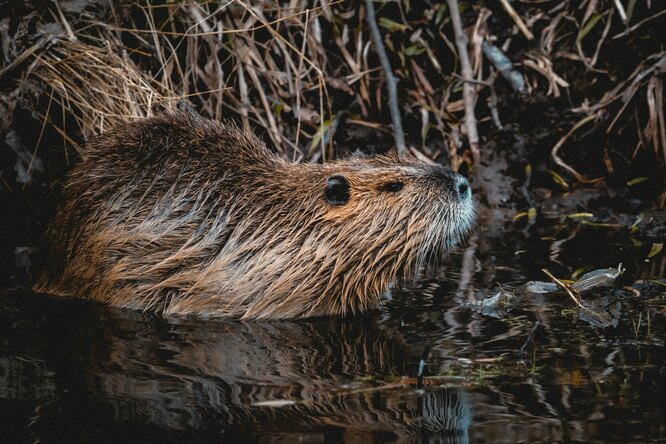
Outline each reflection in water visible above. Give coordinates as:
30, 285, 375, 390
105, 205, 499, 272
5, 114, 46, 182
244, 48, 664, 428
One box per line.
2, 219, 665, 442
1, 293, 474, 442
3, 281, 665, 443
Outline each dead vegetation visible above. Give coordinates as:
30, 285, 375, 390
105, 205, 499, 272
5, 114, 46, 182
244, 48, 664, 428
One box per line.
31, 40, 176, 154
0, 0, 664, 204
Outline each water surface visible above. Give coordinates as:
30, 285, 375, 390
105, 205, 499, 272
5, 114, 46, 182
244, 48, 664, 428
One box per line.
1, 216, 665, 443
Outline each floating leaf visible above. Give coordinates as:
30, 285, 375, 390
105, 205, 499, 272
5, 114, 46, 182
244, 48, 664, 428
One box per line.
571, 266, 592, 280
523, 281, 559, 294
578, 305, 615, 329
629, 217, 642, 233
631, 238, 645, 247
469, 290, 516, 318
571, 264, 624, 293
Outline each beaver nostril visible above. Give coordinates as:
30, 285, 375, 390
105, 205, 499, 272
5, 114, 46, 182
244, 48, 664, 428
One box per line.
457, 179, 470, 200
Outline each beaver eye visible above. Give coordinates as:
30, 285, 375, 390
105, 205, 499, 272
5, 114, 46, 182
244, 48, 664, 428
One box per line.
325, 175, 350, 205
381, 181, 404, 193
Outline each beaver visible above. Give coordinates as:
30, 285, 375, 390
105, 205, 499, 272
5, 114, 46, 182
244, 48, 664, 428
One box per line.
35, 109, 475, 319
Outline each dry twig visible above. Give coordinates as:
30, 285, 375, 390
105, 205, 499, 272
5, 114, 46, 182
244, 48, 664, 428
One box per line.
542, 269, 582, 307
364, 0, 406, 155
499, 0, 534, 40
446, 0, 481, 163
550, 114, 603, 184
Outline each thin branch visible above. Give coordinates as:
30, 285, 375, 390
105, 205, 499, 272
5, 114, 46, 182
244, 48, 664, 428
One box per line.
481, 41, 525, 93
612, 9, 666, 39
364, 0, 406, 155
612, 0, 628, 24
53, 0, 77, 41
551, 114, 603, 184
499, 0, 534, 40
446, 0, 480, 163
542, 269, 582, 308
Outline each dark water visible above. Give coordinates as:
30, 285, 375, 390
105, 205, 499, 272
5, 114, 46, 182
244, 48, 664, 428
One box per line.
1, 216, 665, 443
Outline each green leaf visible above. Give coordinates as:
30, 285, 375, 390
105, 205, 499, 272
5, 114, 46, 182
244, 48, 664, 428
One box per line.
572, 266, 592, 280
627, 0, 637, 22
627, 176, 648, 186
405, 44, 425, 56
577, 13, 604, 42
648, 243, 663, 258
513, 211, 528, 221
378, 17, 408, 32
435, 4, 448, 25
547, 170, 569, 190
567, 212, 594, 219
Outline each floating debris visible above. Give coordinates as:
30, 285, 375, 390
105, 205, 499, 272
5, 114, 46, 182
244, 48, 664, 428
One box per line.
468, 290, 516, 318
471, 264, 625, 327
571, 264, 624, 293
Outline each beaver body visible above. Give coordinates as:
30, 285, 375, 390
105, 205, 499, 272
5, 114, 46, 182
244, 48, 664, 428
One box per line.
35, 111, 474, 319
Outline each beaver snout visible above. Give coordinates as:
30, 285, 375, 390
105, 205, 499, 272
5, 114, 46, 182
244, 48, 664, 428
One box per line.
432, 168, 471, 203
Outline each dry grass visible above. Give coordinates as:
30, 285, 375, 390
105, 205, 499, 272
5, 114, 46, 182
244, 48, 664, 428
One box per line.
116, 1, 340, 159
24, 1, 479, 163
3, 0, 661, 202
33, 40, 177, 147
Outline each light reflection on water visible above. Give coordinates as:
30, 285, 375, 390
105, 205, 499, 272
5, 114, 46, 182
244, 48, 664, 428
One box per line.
1, 220, 665, 443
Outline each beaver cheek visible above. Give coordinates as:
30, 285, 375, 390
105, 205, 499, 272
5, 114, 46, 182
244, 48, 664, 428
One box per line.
323, 199, 360, 222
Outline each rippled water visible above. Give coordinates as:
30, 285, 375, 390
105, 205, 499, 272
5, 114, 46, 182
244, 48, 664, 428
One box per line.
1, 217, 665, 443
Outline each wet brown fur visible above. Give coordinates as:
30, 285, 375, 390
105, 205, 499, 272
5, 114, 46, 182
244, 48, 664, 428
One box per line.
35, 110, 474, 319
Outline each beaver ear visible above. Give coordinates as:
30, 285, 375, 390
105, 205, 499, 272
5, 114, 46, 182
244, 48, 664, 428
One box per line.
325, 175, 350, 205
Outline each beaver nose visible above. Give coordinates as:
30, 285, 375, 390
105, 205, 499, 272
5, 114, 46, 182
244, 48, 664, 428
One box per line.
433, 168, 471, 202
456, 176, 471, 201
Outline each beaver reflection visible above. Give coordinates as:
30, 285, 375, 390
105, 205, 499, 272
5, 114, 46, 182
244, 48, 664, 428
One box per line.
79, 312, 472, 441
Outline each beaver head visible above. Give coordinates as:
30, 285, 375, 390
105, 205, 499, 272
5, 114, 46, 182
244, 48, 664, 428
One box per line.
36, 110, 475, 319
